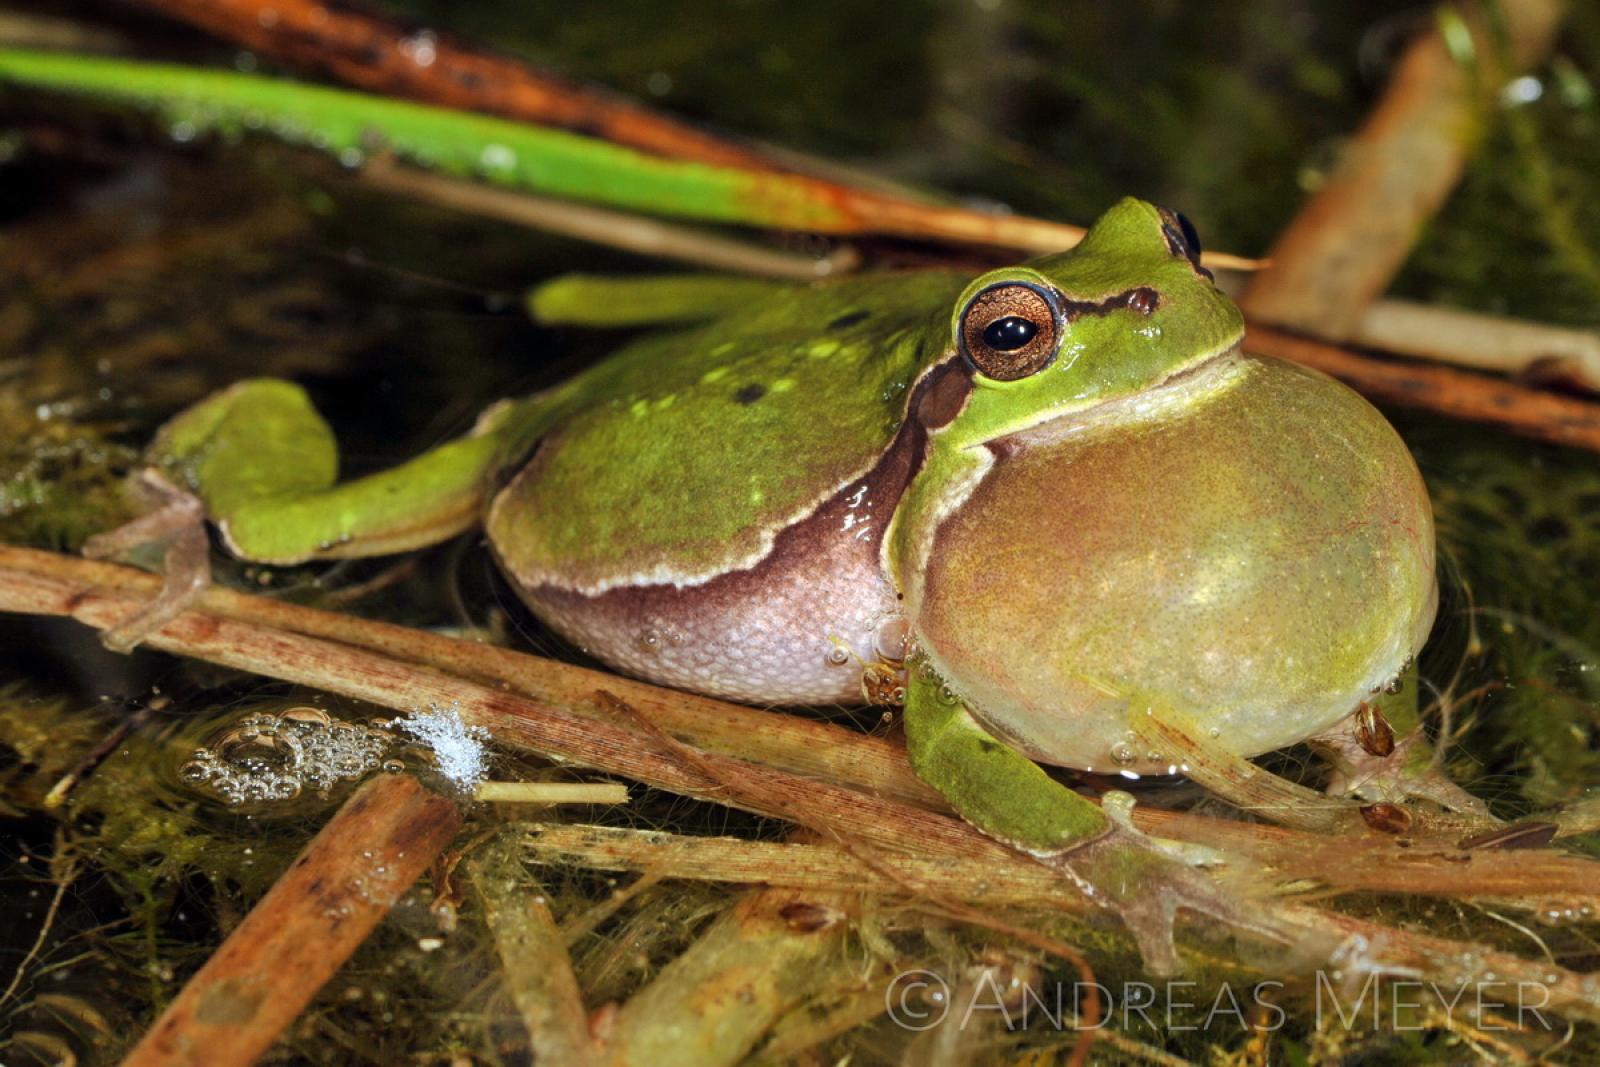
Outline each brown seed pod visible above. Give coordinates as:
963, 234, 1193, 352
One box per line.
1360, 802, 1412, 834
1355, 701, 1396, 757
778, 901, 845, 932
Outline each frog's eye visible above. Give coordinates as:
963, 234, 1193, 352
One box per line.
958, 282, 1062, 381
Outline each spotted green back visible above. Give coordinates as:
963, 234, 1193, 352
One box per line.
491, 271, 965, 591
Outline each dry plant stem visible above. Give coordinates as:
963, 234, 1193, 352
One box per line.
1240, 0, 1566, 333
4, 547, 1600, 1011
4, 546, 1598, 899
0, 547, 1010, 858
466, 832, 594, 1066
517, 825, 1600, 1026
597, 883, 853, 1067
1127, 707, 1359, 833
360, 162, 858, 280
1245, 325, 1600, 454
1350, 300, 1600, 393
2, 546, 1597, 901
518, 823, 1600, 927
473, 781, 630, 804
523, 823, 1076, 907
121, 774, 462, 1067
0, 545, 941, 810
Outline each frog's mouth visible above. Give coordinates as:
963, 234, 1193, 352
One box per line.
1000, 342, 1248, 449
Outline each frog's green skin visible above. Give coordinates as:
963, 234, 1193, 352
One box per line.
118, 198, 1439, 971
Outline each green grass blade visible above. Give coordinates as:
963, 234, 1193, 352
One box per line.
0, 47, 853, 232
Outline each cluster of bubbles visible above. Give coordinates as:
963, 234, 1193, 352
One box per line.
180, 707, 400, 806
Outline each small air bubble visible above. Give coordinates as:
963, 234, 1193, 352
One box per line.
1109, 741, 1136, 765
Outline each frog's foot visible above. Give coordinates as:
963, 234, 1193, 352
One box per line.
1042, 793, 1301, 976
1308, 717, 1491, 819
82, 469, 212, 653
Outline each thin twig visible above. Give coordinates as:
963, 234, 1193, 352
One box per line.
361, 159, 859, 280
42, 701, 155, 809
466, 832, 594, 1066
0, 828, 77, 1008
1349, 299, 1600, 393
474, 781, 629, 805
1240, 0, 1566, 333
1246, 324, 1600, 454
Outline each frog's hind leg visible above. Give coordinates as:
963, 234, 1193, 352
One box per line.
86, 378, 565, 650
1125, 697, 1359, 832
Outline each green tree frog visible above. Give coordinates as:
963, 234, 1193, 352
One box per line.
90, 198, 1443, 971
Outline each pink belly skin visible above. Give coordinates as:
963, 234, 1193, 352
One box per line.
497, 419, 922, 706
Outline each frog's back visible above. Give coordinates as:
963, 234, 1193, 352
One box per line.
488, 270, 962, 703
491, 270, 961, 592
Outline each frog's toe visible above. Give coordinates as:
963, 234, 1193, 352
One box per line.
84, 469, 213, 652
1046, 797, 1301, 976
1320, 731, 1492, 820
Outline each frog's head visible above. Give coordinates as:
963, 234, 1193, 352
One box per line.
894, 198, 1437, 775
936, 197, 1243, 450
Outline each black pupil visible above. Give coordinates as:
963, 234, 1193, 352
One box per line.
982, 316, 1038, 351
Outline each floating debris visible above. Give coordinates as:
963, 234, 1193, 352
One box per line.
389, 703, 492, 791
180, 706, 393, 806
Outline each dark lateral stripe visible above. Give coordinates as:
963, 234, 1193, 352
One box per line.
1060, 286, 1162, 321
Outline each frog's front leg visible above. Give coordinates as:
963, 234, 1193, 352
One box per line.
85, 378, 562, 649
901, 660, 1295, 975
1307, 671, 1491, 820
